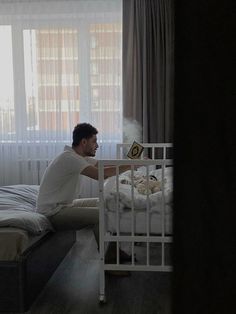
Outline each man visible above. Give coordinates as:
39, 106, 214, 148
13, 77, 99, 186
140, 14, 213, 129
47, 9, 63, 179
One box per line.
37, 123, 132, 271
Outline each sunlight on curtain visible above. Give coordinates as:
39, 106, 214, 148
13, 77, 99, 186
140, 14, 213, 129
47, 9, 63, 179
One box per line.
0, 0, 122, 186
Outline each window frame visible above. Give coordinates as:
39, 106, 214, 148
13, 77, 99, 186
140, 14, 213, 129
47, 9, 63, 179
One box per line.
0, 8, 122, 143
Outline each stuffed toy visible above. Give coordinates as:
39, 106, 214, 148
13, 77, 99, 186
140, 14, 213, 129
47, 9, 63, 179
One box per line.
119, 172, 163, 195
134, 175, 162, 195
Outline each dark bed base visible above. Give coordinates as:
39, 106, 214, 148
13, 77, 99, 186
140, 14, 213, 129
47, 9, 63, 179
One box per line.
0, 230, 76, 313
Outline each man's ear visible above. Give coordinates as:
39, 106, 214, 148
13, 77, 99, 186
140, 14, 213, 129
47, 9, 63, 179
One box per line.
81, 138, 87, 146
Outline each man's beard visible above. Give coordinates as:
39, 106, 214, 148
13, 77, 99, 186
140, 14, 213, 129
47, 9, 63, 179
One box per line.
86, 150, 95, 157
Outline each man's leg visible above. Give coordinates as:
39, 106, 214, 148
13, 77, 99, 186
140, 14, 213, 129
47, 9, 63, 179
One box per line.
49, 200, 131, 276
49, 205, 99, 249
72, 198, 99, 248
72, 198, 131, 263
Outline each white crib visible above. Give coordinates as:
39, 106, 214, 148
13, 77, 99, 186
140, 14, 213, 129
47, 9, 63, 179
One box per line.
98, 143, 173, 302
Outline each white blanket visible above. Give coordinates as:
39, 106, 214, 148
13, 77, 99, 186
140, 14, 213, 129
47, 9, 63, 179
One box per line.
104, 167, 173, 213
0, 185, 53, 235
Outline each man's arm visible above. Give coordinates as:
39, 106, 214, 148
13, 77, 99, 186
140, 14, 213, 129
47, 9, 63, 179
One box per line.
92, 161, 118, 169
81, 165, 133, 180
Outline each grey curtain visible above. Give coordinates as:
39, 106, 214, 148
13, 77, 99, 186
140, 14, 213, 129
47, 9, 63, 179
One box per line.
123, 0, 174, 143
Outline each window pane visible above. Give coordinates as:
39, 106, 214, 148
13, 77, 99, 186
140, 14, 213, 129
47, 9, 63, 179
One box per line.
0, 26, 15, 140
90, 23, 122, 142
23, 28, 80, 139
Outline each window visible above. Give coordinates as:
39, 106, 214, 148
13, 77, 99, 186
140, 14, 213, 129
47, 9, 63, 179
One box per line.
0, 1, 122, 144
0, 0, 122, 186
0, 26, 15, 138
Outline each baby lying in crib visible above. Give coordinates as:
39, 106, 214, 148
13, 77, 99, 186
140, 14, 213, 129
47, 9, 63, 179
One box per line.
104, 168, 173, 212
120, 173, 162, 195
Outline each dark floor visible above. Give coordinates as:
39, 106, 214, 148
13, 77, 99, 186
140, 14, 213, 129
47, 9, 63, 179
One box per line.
27, 228, 172, 314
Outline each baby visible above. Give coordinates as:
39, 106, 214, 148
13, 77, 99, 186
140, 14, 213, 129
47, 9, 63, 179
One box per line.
120, 172, 162, 195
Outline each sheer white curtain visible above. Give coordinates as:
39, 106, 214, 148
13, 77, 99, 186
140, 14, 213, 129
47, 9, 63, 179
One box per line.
0, 0, 122, 186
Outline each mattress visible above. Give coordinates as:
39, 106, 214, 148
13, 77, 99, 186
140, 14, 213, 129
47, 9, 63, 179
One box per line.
103, 167, 173, 235
0, 185, 53, 235
0, 227, 49, 261
105, 206, 172, 235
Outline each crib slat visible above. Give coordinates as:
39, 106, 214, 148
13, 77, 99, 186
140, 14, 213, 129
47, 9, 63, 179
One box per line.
131, 166, 135, 264
146, 165, 150, 266
131, 166, 135, 237
161, 164, 165, 266
98, 161, 105, 301
115, 165, 120, 265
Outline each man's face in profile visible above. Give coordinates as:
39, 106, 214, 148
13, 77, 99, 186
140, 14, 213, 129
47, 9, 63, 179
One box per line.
83, 134, 98, 157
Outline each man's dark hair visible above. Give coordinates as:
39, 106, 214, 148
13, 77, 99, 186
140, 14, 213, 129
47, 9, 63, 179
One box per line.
72, 123, 98, 147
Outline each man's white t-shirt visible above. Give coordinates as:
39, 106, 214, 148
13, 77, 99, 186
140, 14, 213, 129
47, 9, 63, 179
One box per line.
37, 145, 97, 216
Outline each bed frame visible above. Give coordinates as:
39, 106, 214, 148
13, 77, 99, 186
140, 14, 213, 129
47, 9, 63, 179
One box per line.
0, 230, 76, 313
98, 143, 173, 302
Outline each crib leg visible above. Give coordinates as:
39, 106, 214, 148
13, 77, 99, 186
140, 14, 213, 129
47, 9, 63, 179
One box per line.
99, 261, 106, 303
99, 294, 106, 303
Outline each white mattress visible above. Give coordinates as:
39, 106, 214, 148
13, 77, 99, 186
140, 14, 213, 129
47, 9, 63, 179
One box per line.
103, 167, 173, 235
0, 227, 50, 261
0, 185, 53, 234
105, 206, 172, 235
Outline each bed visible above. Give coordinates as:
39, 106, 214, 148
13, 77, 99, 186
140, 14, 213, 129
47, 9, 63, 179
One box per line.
0, 185, 76, 313
98, 143, 173, 302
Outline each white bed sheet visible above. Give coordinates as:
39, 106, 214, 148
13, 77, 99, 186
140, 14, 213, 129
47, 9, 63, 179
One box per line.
105, 206, 172, 235
0, 185, 53, 234
103, 167, 173, 234
0, 227, 49, 261
104, 167, 173, 212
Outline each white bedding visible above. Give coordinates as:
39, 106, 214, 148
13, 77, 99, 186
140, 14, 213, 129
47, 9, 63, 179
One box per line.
0, 227, 49, 261
104, 167, 173, 213
105, 208, 172, 234
102, 167, 173, 234
0, 185, 53, 235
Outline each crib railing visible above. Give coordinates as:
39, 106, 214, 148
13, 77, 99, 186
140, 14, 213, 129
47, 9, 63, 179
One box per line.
98, 158, 173, 302
116, 143, 173, 160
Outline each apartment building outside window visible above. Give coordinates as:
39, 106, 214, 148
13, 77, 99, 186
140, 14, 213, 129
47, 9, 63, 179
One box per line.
0, 4, 122, 143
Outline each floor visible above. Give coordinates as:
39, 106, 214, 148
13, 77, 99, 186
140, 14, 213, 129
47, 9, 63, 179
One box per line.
27, 228, 172, 314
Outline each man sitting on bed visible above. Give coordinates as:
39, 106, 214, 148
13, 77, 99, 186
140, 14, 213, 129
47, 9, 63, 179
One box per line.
37, 122, 132, 274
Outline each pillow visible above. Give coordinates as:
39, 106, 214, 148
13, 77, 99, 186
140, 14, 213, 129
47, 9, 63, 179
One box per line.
0, 185, 53, 234
0, 209, 53, 235
0, 185, 39, 212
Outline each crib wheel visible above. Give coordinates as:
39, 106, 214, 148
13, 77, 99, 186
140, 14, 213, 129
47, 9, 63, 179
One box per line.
99, 294, 106, 304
